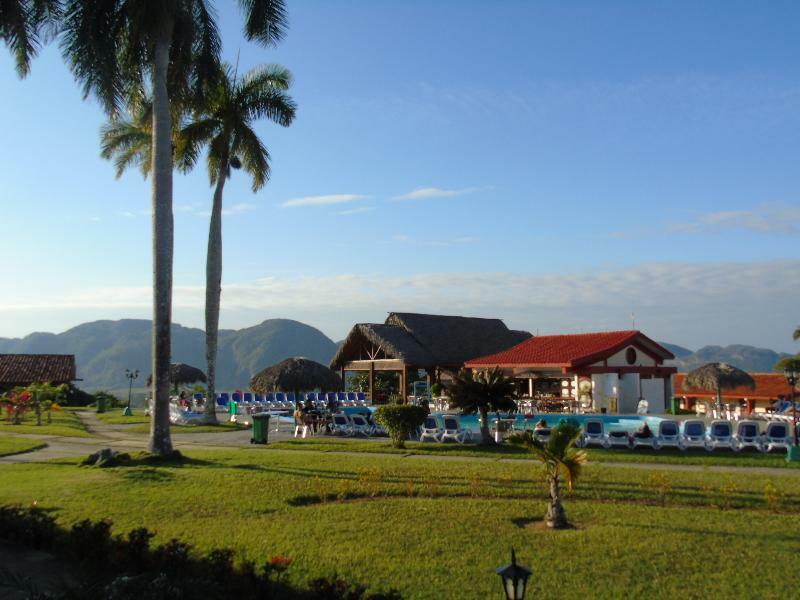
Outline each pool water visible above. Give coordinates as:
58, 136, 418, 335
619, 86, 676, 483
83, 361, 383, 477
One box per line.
428, 412, 665, 434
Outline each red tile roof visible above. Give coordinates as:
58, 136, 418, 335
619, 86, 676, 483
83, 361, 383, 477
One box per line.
466, 330, 674, 368
675, 373, 796, 401
0, 354, 76, 386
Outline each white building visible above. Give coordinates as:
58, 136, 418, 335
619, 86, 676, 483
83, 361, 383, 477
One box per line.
465, 330, 676, 414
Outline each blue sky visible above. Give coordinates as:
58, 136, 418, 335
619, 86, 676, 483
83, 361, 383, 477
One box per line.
1, 0, 799, 351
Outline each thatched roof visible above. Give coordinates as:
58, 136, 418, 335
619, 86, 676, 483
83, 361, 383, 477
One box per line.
250, 357, 341, 393
683, 362, 755, 393
330, 312, 531, 370
146, 363, 207, 387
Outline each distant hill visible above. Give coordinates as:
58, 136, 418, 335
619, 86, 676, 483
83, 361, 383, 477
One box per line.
669, 344, 793, 373
0, 319, 338, 391
658, 342, 693, 359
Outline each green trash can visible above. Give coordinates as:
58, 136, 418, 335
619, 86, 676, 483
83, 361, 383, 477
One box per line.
251, 413, 271, 445
229, 399, 238, 417
670, 397, 679, 414
96, 395, 107, 414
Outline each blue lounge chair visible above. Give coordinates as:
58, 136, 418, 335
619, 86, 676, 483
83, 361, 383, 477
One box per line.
286, 392, 296, 405
582, 419, 609, 448
337, 392, 347, 404
681, 420, 708, 450
440, 415, 472, 443
216, 393, 229, 407
356, 392, 367, 405
419, 415, 442, 442
346, 392, 357, 405
243, 392, 253, 403
734, 420, 762, 452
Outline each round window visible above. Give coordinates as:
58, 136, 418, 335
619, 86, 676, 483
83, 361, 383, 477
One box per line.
625, 347, 637, 365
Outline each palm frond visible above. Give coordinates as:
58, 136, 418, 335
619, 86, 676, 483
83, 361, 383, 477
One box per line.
175, 116, 219, 174
233, 124, 270, 191
238, 0, 287, 46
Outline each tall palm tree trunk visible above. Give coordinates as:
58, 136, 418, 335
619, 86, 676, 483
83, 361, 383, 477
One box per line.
546, 473, 567, 529
203, 167, 227, 423
478, 405, 491, 444
149, 28, 175, 455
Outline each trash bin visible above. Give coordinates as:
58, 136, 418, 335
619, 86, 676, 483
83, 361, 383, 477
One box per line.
251, 413, 271, 444
229, 399, 238, 418
96, 395, 106, 413
670, 397, 679, 414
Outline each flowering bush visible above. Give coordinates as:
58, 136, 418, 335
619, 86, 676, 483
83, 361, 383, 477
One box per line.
1, 390, 32, 424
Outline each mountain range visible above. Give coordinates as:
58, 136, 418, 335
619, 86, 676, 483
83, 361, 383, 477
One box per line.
0, 319, 338, 392
0, 319, 794, 392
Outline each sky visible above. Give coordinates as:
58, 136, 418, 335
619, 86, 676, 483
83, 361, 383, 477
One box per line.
1, 0, 799, 351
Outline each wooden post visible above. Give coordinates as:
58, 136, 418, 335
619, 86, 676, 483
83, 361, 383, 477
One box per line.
399, 367, 406, 402
369, 361, 375, 404
340, 367, 345, 391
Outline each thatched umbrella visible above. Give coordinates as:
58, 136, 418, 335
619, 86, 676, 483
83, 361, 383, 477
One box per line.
683, 362, 755, 416
147, 363, 207, 394
250, 357, 341, 395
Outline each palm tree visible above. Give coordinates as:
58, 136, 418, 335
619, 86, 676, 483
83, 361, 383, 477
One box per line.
177, 63, 295, 423
60, 0, 288, 455
508, 422, 587, 529
446, 368, 517, 444
794, 326, 799, 342
0, 0, 61, 76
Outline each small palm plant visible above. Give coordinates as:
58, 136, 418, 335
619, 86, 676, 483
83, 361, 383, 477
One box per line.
447, 368, 516, 445
508, 422, 587, 529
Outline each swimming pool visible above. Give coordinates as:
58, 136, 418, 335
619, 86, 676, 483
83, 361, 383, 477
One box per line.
428, 412, 666, 434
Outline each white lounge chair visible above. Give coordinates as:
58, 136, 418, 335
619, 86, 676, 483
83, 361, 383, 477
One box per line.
733, 420, 762, 452
631, 423, 658, 450
440, 414, 472, 444
419, 415, 442, 442
532, 425, 552, 444
655, 419, 681, 450
681, 419, 708, 451
707, 420, 734, 451
169, 403, 204, 425
581, 419, 609, 448
350, 414, 374, 437
607, 430, 632, 449
330, 413, 353, 436
763, 422, 793, 453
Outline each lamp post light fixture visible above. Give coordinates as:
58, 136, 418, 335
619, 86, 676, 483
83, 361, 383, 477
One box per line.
784, 365, 798, 450
496, 548, 531, 600
124, 369, 139, 416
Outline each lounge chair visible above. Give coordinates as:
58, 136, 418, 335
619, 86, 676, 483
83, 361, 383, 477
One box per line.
286, 392, 296, 405
216, 393, 229, 408
440, 414, 472, 444
631, 424, 657, 450
607, 430, 632, 449
337, 392, 348, 405
169, 403, 204, 425
763, 422, 793, 453
356, 392, 368, 405
419, 415, 442, 442
532, 424, 552, 444
707, 420, 734, 451
350, 414, 374, 437
681, 420, 708, 450
346, 392, 358, 405
243, 392, 253, 403
582, 419, 609, 448
330, 413, 353, 436
655, 419, 681, 450
733, 420, 762, 452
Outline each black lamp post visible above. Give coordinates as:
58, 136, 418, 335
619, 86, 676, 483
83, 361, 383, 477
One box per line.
784, 366, 798, 447
496, 548, 531, 600
124, 369, 139, 416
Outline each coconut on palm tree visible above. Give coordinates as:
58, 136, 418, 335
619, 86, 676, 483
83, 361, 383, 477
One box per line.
446, 368, 516, 444
1, 0, 61, 77
178, 62, 295, 423
508, 422, 586, 529
60, 0, 288, 454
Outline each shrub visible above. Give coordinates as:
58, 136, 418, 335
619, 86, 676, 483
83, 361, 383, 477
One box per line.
374, 405, 427, 449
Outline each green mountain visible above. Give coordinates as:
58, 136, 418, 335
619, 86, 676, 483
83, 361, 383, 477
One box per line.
0, 319, 338, 391
658, 342, 693, 359
671, 344, 792, 373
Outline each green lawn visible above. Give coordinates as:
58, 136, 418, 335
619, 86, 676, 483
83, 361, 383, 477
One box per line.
0, 436, 47, 457
126, 421, 249, 434
93, 411, 150, 425
266, 437, 799, 469
0, 448, 798, 598
0, 408, 92, 438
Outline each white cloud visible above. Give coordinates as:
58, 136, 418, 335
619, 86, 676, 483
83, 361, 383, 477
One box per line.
4, 260, 798, 351
339, 206, 375, 216
393, 187, 479, 201
281, 194, 368, 208
195, 202, 257, 218
668, 203, 800, 235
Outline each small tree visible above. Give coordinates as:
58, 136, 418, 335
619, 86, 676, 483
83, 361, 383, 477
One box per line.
374, 404, 427, 449
508, 422, 587, 529
446, 368, 516, 444
23, 383, 68, 425
1, 389, 32, 424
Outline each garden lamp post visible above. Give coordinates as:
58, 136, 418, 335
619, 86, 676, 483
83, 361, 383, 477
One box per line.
784, 366, 798, 447
124, 369, 139, 416
496, 548, 531, 600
